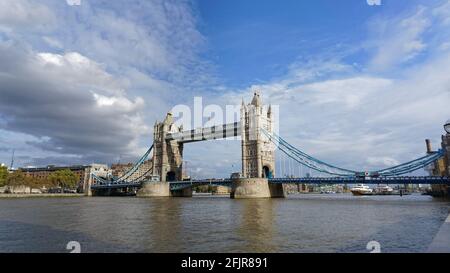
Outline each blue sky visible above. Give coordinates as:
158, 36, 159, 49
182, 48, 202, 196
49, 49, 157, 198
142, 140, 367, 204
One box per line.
199, 0, 373, 87
1, 0, 450, 178
198, 0, 429, 87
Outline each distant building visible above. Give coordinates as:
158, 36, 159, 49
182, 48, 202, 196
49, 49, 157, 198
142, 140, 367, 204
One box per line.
111, 159, 153, 182
20, 164, 110, 192
213, 185, 230, 195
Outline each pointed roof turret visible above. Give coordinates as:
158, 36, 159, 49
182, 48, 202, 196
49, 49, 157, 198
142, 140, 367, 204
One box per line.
163, 112, 173, 125
241, 97, 248, 111
251, 91, 262, 107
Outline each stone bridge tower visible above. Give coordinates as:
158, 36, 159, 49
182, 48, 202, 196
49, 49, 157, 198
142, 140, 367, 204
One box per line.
241, 91, 276, 178
425, 121, 450, 198
232, 91, 284, 198
152, 112, 184, 182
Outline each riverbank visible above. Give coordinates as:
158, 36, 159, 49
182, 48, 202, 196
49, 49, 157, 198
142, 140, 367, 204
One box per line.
0, 193, 84, 198
428, 214, 450, 253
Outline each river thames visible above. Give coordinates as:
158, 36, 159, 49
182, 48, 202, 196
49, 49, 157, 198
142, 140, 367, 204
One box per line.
0, 194, 449, 253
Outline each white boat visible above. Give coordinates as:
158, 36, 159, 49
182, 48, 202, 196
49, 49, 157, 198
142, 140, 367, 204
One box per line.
350, 184, 373, 196
374, 185, 394, 195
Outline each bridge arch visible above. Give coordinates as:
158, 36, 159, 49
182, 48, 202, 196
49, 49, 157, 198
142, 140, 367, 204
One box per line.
263, 165, 274, 178
166, 171, 176, 182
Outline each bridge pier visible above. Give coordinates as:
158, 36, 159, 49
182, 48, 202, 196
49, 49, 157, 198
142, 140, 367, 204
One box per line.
137, 181, 171, 197
231, 178, 285, 199
170, 187, 193, 197
269, 183, 285, 198
136, 181, 193, 197
84, 187, 92, 197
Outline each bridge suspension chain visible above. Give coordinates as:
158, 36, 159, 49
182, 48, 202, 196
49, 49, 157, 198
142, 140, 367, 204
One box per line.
114, 144, 154, 182
262, 129, 445, 177
374, 150, 444, 176
262, 129, 356, 176
91, 144, 154, 185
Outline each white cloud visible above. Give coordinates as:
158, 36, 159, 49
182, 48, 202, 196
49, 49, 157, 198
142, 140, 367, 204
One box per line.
432, 0, 450, 26
66, 0, 81, 6
54, 0, 209, 86
0, 0, 211, 166
299, 77, 392, 109
218, 17, 450, 173
0, 0, 55, 30
366, 157, 400, 167
0, 42, 149, 163
368, 6, 431, 71
35, 52, 125, 96
42, 36, 63, 49
1, 0, 450, 178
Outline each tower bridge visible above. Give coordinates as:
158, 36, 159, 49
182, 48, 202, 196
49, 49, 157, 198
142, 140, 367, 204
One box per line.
88, 92, 450, 198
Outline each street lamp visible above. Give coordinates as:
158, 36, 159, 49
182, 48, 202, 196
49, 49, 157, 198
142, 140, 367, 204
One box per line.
445, 119, 450, 134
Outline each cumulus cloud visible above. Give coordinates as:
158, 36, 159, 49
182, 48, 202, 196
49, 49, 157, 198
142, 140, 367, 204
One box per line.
215, 1, 450, 173
53, 0, 210, 87
0, 0, 211, 167
1, 0, 450, 178
0, 0, 56, 31
366, 157, 400, 167
367, 6, 431, 71
0, 41, 148, 163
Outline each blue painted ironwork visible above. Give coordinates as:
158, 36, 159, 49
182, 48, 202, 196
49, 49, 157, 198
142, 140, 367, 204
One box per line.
374, 150, 444, 176
269, 176, 450, 185
90, 144, 154, 187
262, 128, 444, 177
114, 144, 154, 182
169, 179, 232, 191
89, 128, 448, 192
90, 175, 450, 190
261, 128, 356, 176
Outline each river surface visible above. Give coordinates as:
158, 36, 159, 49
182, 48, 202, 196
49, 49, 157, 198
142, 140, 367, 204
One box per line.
0, 193, 449, 253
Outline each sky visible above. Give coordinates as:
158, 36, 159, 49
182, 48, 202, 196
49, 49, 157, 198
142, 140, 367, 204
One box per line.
0, 0, 450, 178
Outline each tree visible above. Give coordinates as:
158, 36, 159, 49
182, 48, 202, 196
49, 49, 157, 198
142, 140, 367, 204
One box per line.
5, 170, 29, 187
48, 169, 78, 190
0, 165, 8, 187
27, 176, 53, 193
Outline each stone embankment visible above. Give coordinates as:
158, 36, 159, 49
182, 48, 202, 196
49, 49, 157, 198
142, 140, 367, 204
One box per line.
0, 193, 83, 198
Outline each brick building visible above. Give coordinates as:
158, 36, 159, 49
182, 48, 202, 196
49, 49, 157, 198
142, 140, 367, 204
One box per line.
111, 159, 153, 182
20, 163, 110, 192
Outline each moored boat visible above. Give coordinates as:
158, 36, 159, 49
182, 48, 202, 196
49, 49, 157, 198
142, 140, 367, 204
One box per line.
350, 184, 373, 196
373, 185, 394, 195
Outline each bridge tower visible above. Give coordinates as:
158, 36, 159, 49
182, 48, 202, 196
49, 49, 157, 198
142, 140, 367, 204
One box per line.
152, 112, 184, 182
438, 122, 450, 196
138, 112, 191, 197
443, 120, 450, 176
241, 91, 276, 178
232, 91, 284, 198
426, 121, 450, 198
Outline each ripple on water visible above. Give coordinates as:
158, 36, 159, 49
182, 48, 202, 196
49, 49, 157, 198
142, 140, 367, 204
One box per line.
0, 194, 448, 252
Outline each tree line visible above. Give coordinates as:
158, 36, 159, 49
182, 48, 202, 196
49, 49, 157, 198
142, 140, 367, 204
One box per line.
0, 166, 79, 192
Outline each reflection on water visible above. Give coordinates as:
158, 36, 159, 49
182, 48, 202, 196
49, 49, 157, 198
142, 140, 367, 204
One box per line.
236, 199, 277, 252
0, 194, 449, 252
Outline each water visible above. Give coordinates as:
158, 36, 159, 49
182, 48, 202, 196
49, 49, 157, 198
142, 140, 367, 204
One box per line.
0, 194, 449, 253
